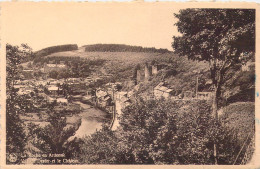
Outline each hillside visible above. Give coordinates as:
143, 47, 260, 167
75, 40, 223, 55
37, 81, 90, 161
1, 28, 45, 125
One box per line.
34, 48, 209, 90
13, 43, 255, 165
31, 44, 254, 105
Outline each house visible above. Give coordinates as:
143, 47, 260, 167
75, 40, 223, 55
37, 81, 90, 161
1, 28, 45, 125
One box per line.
17, 89, 31, 95
94, 77, 102, 83
183, 91, 194, 99
49, 79, 59, 85
22, 69, 33, 73
84, 77, 93, 83
205, 79, 213, 85
95, 88, 115, 108
71, 95, 83, 101
154, 82, 174, 99
96, 89, 108, 99
67, 78, 81, 83
14, 85, 25, 89
103, 95, 113, 107
47, 86, 59, 96
116, 91, 131, 109
82, 95, 92, 102
43, 63, 67, 73
56, 98, 68, 104
95, 89, 109, 106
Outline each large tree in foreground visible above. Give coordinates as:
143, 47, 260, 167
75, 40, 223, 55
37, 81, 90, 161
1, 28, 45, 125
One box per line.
172, 9, 255, 164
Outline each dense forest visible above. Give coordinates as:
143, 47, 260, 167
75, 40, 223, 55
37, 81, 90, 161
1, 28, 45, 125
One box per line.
34, 44, 78, 58
84, 44, 170, 53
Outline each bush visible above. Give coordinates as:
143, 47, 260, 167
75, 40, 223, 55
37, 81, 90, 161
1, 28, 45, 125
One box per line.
78, 99, 221, 164
72, 99, 255, 164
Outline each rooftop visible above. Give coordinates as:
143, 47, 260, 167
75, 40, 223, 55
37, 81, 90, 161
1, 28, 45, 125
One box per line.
46, 64, 66, 68
48, 86, 59, 91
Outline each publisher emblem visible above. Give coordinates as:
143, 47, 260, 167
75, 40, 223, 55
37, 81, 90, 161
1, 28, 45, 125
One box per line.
8, 153, 18, 163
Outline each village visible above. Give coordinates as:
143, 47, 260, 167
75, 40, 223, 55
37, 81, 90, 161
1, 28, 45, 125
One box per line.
12, 57, 245, 132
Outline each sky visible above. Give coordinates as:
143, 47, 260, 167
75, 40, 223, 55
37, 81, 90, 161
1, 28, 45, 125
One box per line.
1, 2, 183, 51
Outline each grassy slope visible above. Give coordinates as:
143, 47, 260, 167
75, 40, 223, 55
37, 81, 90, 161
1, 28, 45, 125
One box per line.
221, 102, 255, 141
220, 102, 255, 164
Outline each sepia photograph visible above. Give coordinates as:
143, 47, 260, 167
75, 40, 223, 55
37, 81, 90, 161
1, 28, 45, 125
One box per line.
0, 2, 258, 167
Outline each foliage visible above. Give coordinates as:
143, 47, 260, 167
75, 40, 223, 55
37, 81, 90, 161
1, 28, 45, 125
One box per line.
78, 99, 242, 164
33, 56, 105, 79
78, 126, 120, 164
172, 9, 255, 118
28, 112, 80, 163
218, 102, 255, 164
84, 44, 170, 53
119, 99, 221, 164
231, 69, 255, 91
6, 95, 27, 164
173, 9, 255, 62
76, 97, 255, 165
48, 70, 59, 79
34, 44, 78, 58
6, 44, 32, 163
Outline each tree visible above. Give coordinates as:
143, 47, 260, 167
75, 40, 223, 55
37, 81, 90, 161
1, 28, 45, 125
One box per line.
172, 9, 255, 164
118, 99, 216, 164
48, 70, 59, 79
78, 126, 121, 164
6, 44, 33, 163
28, 112, 81, 164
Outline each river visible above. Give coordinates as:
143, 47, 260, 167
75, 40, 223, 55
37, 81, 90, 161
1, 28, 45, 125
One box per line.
69, 101, 110, 140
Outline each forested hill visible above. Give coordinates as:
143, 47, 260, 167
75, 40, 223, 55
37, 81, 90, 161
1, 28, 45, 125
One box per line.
34, 44, 78, 58
83, 44, 170, 53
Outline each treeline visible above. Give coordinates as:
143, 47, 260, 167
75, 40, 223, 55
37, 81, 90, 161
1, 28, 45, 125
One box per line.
34, 44, 78, 58
84, 44, 170, 53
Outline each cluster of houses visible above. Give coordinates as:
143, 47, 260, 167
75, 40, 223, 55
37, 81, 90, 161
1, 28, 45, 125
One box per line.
14, 78, 67, 103
153, 82, 213, 100
14, 72, 131, 115
133, 62, 214, 101
94, 82, 124, 112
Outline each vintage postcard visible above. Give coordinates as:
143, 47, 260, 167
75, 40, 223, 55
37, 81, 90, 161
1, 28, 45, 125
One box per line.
0, 1, 259, 169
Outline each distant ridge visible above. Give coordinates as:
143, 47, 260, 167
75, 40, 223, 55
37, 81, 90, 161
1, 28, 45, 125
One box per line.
34, 44, 78, 58
83, 44, 170, 53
